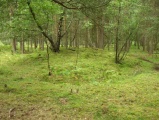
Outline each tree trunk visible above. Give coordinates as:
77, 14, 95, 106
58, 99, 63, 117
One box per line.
12, 38, 16, 53
20, 34, 25, 54
115, 1, 121, 64
27, 39, 30, 52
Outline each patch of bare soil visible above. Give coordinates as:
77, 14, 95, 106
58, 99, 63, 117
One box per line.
0, 102, 92, 120
0, 102, 62, 120
154, 64, 159, 71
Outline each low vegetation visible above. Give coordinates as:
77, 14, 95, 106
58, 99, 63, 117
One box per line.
0, 47, 159, 119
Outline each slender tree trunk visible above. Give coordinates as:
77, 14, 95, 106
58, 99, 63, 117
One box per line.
20, 33, 25, 54
27, 39, 30, 52
30, 39, 33, 51
55, 11, 65, 52
41, 34, 44, 51
96, 25, 99, 48
64, 16, 68, 49
34, 40, 37, 49
115, 1, 121, 63
85, 28, 88, 48
12, 38, 16, 53
74, 21, 79, 48
46, 41, 51, 76
142, 36, 146, 51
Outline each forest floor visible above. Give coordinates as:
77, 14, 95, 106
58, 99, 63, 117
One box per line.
0, 46, 159, 120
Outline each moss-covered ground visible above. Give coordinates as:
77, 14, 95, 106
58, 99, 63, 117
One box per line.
0, 46, 159, 120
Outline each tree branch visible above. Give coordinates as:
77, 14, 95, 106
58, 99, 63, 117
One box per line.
27, 0, 55, 48
52, 0, 112, 10
52, 0, 81, 10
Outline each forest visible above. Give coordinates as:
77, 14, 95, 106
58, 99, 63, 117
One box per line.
0, 0, 159, 119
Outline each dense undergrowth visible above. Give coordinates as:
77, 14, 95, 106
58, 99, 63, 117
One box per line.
0, 47, 159, 120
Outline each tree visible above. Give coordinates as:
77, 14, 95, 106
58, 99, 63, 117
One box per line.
27, 0, 112, 52
103, 0, 139, 63
27, 0, 64, 52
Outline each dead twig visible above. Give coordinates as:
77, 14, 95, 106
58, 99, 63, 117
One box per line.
9, 108, 15, 118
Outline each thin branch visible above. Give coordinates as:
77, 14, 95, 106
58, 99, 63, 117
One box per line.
27, 0, 55, 49
52, 0, 81, 10
52, 0, 112, 10
61, 16, 73, 38
69, 19, 80, 45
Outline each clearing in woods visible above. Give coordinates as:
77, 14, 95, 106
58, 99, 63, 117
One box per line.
0, 48, 159, 119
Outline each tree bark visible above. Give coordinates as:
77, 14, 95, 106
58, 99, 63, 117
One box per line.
12, 38, 16, 53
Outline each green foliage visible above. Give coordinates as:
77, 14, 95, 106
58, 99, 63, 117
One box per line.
31, 0, 62, 25
82, 20, 93, 29
0, 41, 4, 46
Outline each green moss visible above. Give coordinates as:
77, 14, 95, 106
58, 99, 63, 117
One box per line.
0, 47, 159, 119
